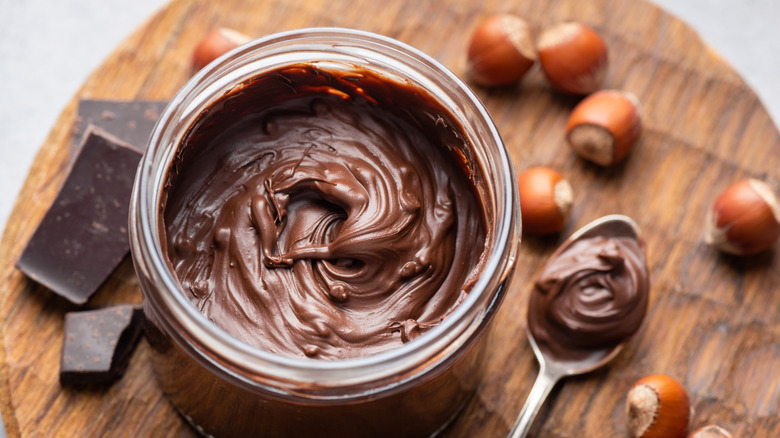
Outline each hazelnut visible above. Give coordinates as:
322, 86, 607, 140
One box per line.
192, 28, 252, 72
538, 22, 608, 94
566, 89, 642, 166
626, 374, 690, 438
517, 167, 573, 235
466, 14, 537, 87
688, 425, 734, 438
705, 178, 780, 255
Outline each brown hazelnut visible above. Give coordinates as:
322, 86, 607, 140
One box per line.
566, 89, 641, 165
705, 178, 780, 255
466, 14, 537, 87
192, 28, 252, 72
517, 167, 573, 235
688, 425, 734, 438
626, 374, 690, 438
538, 22, 608, 94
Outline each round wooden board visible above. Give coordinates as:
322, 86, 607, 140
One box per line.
1, 0, 778, 436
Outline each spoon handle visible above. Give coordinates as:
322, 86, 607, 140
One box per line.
507, 365, 561, 438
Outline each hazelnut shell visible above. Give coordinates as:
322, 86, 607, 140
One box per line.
517, 167, 573, 235
192, 28, 252, 72
626, 374, 690, 438
705, 178, 780, 255
538, 22, 608, 94
566, 89, 642, 166
688, 425, 734, 438
466, 14, 537, 86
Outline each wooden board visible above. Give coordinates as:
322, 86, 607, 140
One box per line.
1, 0, 778, 436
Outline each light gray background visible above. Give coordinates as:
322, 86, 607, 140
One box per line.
0, 0, 778, 435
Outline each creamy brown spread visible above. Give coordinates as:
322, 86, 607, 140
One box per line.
160, 64, 489, 359
528, 236, 649, 361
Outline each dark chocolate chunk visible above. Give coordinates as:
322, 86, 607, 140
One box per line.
71, 100, 167, 154
60, 304, 144, 385
16, 128, 142, 305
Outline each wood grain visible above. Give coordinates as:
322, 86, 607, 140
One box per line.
1, 0, 778, 436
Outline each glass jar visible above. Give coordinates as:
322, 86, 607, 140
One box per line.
129, 27, 520, 437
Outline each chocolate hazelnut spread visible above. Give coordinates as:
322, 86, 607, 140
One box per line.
528, 235, 649, 361
160, 64, 489, 360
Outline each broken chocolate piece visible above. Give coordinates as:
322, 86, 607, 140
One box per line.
71, 99, 167, 154
60, 304, 144, 385
16, 128, 142, 305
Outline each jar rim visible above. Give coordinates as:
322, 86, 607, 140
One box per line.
131, 27, 519, 390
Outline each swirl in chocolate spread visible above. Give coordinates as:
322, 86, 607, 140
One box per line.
527, 236, 649, 361
161, 65, 489, 360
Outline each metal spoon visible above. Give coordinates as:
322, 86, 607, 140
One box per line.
508, 214, 644, 438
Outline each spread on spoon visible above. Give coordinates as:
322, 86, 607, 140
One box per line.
528, 233, 649, 361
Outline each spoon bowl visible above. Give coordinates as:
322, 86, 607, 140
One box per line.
508, 214, 645, 438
